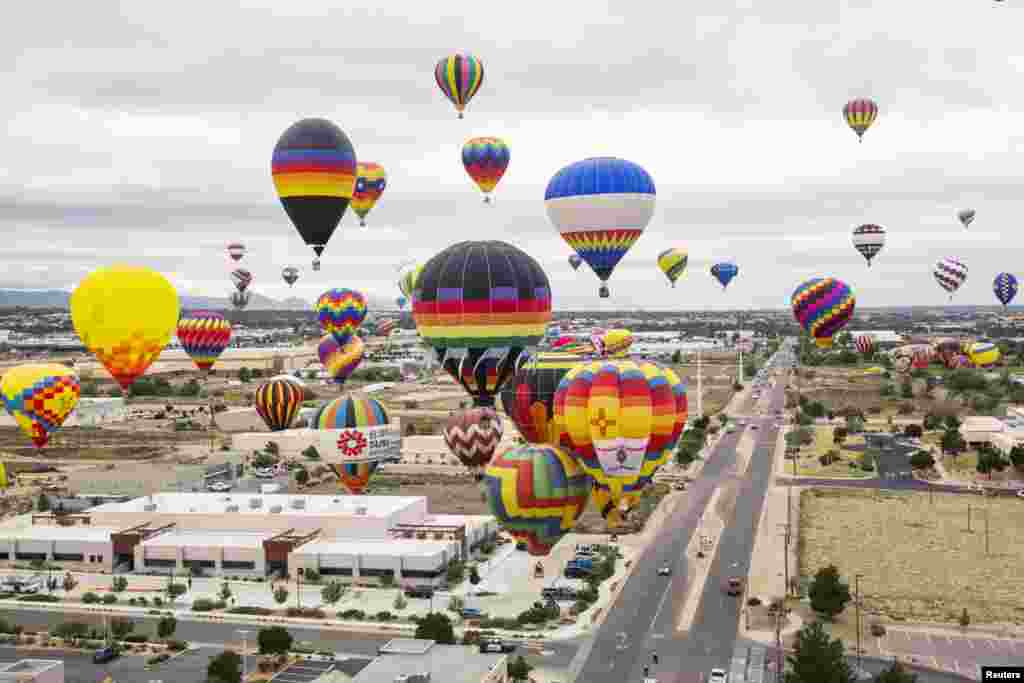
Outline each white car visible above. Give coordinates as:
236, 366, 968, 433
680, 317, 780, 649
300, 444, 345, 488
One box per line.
1017, 489, 1024, 499
657, 566, 671, 576
207, 481, 232, 492
254, 468, 276, 479
709, 668, 728, 683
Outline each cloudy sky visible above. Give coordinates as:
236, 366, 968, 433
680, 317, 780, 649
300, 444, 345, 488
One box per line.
3, 0, 1022, 310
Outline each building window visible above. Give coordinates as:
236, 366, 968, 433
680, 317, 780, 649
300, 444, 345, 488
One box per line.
359, 568, 395, 578
183, 560, 215, 569
400, 568, 444, 579
222, 560, 256, 571
144, 558, 175, 568
14, 553, 46, 561
97, 555, 103, 563
318, 566, 353, 576
53, 553, 84, 562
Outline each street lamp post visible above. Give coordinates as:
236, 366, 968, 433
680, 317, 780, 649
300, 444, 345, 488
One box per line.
296, 568, 304, 610
855, 573, 864, 675
237, 629, 250, 682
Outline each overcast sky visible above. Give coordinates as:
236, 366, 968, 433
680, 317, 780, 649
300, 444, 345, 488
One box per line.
3, 0, 1022, 310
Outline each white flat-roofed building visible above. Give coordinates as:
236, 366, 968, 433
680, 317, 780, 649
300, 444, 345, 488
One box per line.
352, 639, 506, 683
137, 530, 272, 576
88, 493, 428, 539
422, 514, 498, 553
291, 537, 457, 587
0, 659, 63, 682
0, 525, 117, 571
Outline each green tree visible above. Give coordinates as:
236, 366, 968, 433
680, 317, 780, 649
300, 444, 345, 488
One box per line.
1009, 444, 1024, 470
900, 379, 914, 399
264, 441, 280, 456
832, 427, 848, 447
414, 612, 456, 645
959, 608, 970, 629
784, 621, 853, 683
940, 429, 966, 457
923, 413, 943, 431
111, 576, 128, 593
207, 650, 242, 683
874, 661, 918, 683
910, 451, 935, 469
237, 367, 252, 383
469, 566, 481, 586
944, 415, 962, 432
37, 494, 50, 512
109, 617, 134, 641
157, 614, 177, 640
671, 350, 682, 364
257, 626, 293, 655
880, 383, 894, 397
294, 468, 309, 486
446, 560, 465, 584
508, 655, 534, 682
808, 564, 851, 619
273, 586, 289, 605
845, 414, 865, 434
393, 592, 408, 611
301, 445, 321, 460
321, 580, 347, 607
219, 582, 232, 602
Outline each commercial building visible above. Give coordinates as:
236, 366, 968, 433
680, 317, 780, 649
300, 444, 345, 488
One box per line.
0, 659, 63, 682
351, 639, 507, 683
0, 493, 496, 584
960, 415, 1024, 452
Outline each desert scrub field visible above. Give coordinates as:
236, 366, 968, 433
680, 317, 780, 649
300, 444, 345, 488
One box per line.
790, 427, 873, 479
799, 487, 1024, 625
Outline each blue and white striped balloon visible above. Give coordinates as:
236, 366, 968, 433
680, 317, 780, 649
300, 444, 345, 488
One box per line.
993, 272, 1018, 308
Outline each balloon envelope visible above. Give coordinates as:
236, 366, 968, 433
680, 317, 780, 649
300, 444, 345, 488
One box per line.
318, 335, 365, 385
843, 98, 878, 140
790, 277, 856, 349
934, 257, 968, 298
657, 248, 688, 286
435, 53, 484, 117
711, 262, 739, 289
282, 266, 300, 287
568, 255, 583, 271
0, 364, 81, 448
994, 272, 1018, 307
500, 352, 584, 445
483, 444, 591, 556
851, 224, 885, 266
226, 242, 246, 261
177, 310, 231, 372
462, 137, 509, 199
71, 265, 179, 389
351, 162, 387, 226
444, 407, 504, 472
254, 377, 303, 431
311, 396, 390, 495
315, 289, 368, 344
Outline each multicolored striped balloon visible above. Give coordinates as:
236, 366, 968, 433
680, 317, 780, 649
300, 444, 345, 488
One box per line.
435, 53, 484, 119
376, 319, 396, 337
790, 277, 856, 349
483, 444, 592, 556
854, 335, 874, 355
933, 257, 968, 300
843, 98, 878, 142
413, 241, 551, 407
177, 310, 232, 373
351, 162, 387, 227
462, 137, 509, 203
271, 118, 357, 270
444, 407, 504, 473
315, 288, 368, 344
254, 377, 303, 431
591, 329, 633, 358
657, 248, 688, 287
500, 352, 585, 445
318, 335, 364, 386
397, 261, 423, 301
545, 157, 656, 298
0, 363, 81, 449
312, 396, 389, 495
994, 272, 1018, 308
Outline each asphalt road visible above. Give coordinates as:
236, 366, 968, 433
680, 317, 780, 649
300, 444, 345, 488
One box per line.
0, 643, 220, 683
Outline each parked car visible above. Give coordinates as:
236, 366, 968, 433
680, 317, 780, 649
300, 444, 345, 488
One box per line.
462, 607, 484, 619
725, 577, 744, 596
207, 481, 232, 492
515, 541, 528, 551
658, 566, 672, 576
253, 468, 276, 479
709, 668, 728, 683
93, 646, 118, 664
479, 639, 516, 654
404, 586, 435, 599
542, 586, 578, 600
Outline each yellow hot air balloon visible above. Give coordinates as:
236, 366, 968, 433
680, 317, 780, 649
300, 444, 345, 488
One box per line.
71, 266, 179, 390
0, 363, 81, 448
657, 248, 688, 287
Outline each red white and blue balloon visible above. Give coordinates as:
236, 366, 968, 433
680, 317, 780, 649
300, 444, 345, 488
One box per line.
933, 257, 968, 300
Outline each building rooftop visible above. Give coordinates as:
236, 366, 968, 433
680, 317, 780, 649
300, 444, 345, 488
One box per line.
141, 530, 271, 549
0, 525, 118, 543
0, 659, 62, 674
353, 640, 504, 683
90, 492, 425, 518
294, 537, 454, 557
962, 416, 1006, 432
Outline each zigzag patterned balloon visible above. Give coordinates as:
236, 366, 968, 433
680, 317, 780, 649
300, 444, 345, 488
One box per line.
318, 335, 364, 386
443, 407, 504, 473
993, 272, 1018, 308
177, 310, 232, 372
790, 277, 856, 349
315, 288, 368, 344
933, 257, 968, 300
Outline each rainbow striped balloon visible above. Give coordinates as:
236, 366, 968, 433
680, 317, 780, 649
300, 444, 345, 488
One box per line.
315, 288, 368, 344
843, 98, 878, 142
483, 444, 591, 556
462, 137, 509, 202
176, 310, 232, 372
790, 277, 856, 349
435, 53, 484, 118
318, 335, 364, 386
312, 396, 389, 494
351, 162, 387, 227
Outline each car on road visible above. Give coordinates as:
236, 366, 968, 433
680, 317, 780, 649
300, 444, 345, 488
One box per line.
479, 639, 517, 654
750, 424, 758, 430
542, 586, 578, 600
725, 577, 744, 596
672, 483, 687, 491
207, 481, 232, 492
93, 646, 118, 664
709, 668, 728, 683
658, 566, 671, 576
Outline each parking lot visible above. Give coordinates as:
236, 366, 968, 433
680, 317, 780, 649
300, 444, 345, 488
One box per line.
879, 630, 1024, 678
269, 659, 336, 682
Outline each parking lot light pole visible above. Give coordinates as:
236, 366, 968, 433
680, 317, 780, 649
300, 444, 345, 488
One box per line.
855, 573, 864, 674
237, 629, 249, 682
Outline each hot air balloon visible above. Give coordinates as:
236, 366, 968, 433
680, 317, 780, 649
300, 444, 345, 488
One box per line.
657, 248, 688, 287
318, 335, 365, 385
843, 98, 878, 142
499, 352, 584, 445
395, 296, 407, 310
483, 444, 591, 556
315, 289, 368, 344
282, 266, 300, 287
958, 209, 975, 229
176, 311, 232, 373
994, 272, 1018, 308
444, 407, 504, 476
790, 277, 856, 349
462, 137, 509, 203
711, 262, 739, 290
376, 319, 396, 337
226, 242, 246, 262
592, 329, 633, 358
71, 265, 180, 390
934, 257, 968, 300
230, 290, 251, 310
413, 241, 552, 407
272, 118, 357, 272
435, 53, 484, 119
545, 157, 656, 299
568, 254, 582, 271
854, 335, 874, 355
397, 262, 423, 301
230, 268, 253, 293
254, 377, 303, 431
851, 224, 886, 267
968, 342, 1000, 368
351, 162, 387, 227
311, 396, 390, 495
0, 364, 80, 448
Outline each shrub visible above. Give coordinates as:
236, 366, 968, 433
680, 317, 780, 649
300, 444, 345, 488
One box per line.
338, 609, 366, 620
191, 598, 226, 612
82, 592, 100, 604
284, 607, 325, 619
102, 594, 117, 605
869, 620, 886, 637
747, 597, 762, 607
18, 594, 60, 603
166, 639, 188, 651
375, 611, 394, 621
229, 606, 273, 616
124, 634, 149, 643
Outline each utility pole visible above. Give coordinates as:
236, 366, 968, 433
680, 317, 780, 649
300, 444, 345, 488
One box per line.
774, 606, 785, 683
778, 523, 791, 599
968, 504, 972, 533
855, 573, 864, 676
985, 510, 990, 556
697, 348, 703, 420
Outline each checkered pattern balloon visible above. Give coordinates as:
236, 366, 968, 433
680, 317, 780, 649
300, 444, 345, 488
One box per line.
0, 364, 81, 448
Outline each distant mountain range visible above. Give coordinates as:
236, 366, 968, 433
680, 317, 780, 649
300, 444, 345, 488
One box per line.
0, 289, 319, 311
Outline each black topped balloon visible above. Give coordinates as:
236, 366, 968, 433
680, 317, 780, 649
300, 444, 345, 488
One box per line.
271, 119, 357, 272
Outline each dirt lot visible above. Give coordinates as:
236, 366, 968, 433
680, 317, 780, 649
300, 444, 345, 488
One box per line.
789, 426, 873, 479
800, 487, 1024, 625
